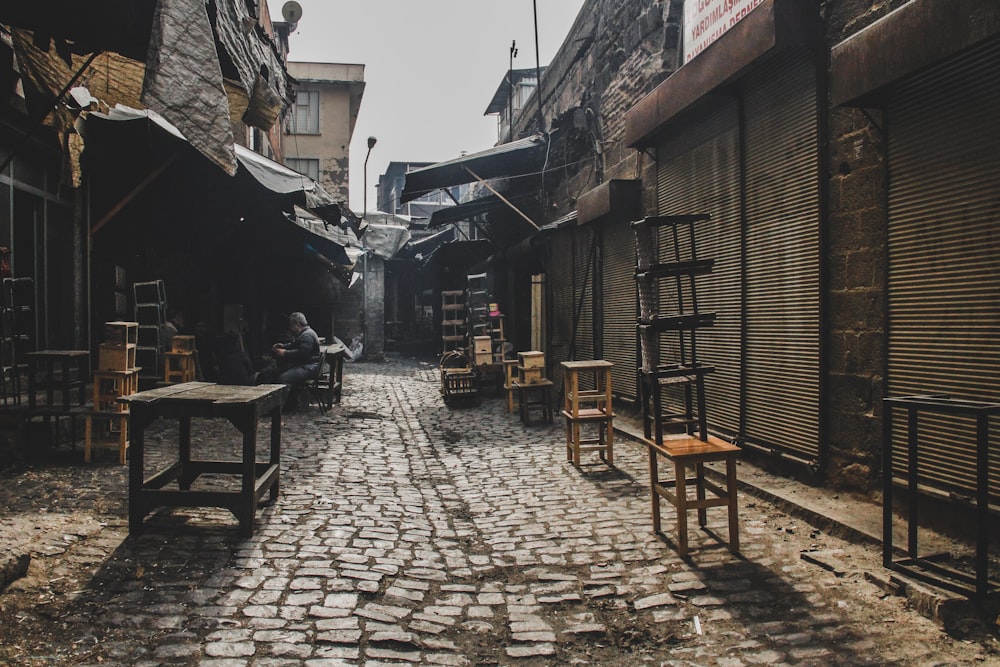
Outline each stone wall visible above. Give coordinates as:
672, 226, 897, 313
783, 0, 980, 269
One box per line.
504, 0, 919, 494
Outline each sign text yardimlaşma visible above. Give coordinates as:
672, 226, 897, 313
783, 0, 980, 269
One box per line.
683, 0, 766, 63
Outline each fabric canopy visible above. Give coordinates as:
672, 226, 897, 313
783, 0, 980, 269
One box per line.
79, 105, 361, 283
83, 105, 353, 234
428, 194, 504, 229
2, 0, 290, 175
400, 134, 547, 203
421, 239, 495, 272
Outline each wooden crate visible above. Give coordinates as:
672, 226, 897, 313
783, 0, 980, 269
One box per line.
517, 366, 545, 385
473, 336, 492, 355
93, 369, 139, 412
518, 351, 545, 369
442, 369, 478, 401
164, 352, 196, 384
98, 343, 137, 371
85, 413, 129, 464
171, 335, 196, 353
104, 321, 138, 345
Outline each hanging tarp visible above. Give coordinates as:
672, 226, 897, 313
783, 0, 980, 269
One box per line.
400, 134, 547, 203
142, 0, 236, 174
1, 0, 290, 177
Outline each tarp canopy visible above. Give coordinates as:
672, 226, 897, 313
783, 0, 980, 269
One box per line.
421, 239, 495, 273
82, 105, 353, 235
400, 134, 547, 203
396, 227, 455, 261
428, 194, 504, 229
1, 0, 290, 175
289, 208, 412, 263
79, 105, 359, 283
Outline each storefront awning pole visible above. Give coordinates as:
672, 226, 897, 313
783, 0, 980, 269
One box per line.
90, 151, 181, 234
462, 165, 539, 231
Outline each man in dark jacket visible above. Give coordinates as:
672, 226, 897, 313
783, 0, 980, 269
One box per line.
257, 312, 320, 385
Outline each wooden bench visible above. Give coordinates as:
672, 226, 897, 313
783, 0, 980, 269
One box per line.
645, 434, 740, 557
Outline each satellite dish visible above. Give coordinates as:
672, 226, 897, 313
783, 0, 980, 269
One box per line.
282, 1, 303, 25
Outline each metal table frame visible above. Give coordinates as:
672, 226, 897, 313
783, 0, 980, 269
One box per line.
883, 393, 1000, 602
26, 349, 90, 409
121, 382, 287, 537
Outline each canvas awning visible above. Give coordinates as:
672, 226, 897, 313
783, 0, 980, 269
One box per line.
79, 105, 362, 284
428, 194, 505, 229
400, 134, 547, 204
421, 239, 495, 273
1, 0, 290, 175
82, 105, 353, 235
396, 228, 455, 261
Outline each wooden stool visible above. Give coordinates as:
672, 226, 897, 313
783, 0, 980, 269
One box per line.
164, 351, 196, 384
646, 434, 740, 557
502, 359, 519, 414
85, 412, 129, 464
561, 360, 614, 467
514, 379, 553, 425
93, 369, 139, 412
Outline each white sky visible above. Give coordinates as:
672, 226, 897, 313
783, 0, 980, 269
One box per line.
270, 0, 586, 212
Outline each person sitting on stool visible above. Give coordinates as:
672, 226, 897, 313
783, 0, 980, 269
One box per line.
256, 312, 320, 388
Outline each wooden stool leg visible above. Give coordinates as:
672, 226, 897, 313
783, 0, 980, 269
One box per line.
565, 419, 573, 462
648, 446, 661, 533
696, 461, 708, 527
118, 417, 129, 465
605, 418, 614, 465
675, 459, 689, 557
84, 415, 92, 464
727, 455, 740, 552
572, 421, 581, 467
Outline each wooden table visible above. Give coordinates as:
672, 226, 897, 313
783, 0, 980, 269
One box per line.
26, 349, 90, 409
119, 382, 287, 537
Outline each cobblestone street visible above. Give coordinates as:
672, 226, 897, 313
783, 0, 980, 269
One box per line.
0, 357, 997, 666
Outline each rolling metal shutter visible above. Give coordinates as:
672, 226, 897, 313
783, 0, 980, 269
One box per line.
602, 215, 638, 401
548, 230, 575, 391
887, 37, 1000, 502
573, 225, 597, 390
656, 100, 742, 437
742, 50, 821, 461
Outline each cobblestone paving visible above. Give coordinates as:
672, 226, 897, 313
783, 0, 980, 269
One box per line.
0, 357, 998, 666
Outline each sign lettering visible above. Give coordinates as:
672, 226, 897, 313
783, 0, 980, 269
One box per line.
683, 0, 766, 63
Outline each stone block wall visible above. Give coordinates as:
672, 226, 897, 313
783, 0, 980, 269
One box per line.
504, 0, 917, 494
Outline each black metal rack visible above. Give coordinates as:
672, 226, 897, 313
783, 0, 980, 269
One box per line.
882, 394, 1000, 603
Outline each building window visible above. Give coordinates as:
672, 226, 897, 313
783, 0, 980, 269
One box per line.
286, 158, 320, 181
288, 90, 320, 134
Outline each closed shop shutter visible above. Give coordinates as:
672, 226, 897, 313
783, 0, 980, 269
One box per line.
602, 215, 638, 401
887, 37, 1000, 502
573, 224, 596, 390
742, 50, 821, 461
549, 230, 576, 391
656, 100, 742, 437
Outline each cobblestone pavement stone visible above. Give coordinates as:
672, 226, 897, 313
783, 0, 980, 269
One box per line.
0, 357, 998, 666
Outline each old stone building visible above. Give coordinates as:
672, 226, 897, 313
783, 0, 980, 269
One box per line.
433, 0, 999, 506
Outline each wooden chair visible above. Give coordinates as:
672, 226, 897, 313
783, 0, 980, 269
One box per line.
646, 434, 740, 557
304, 348, 330, 414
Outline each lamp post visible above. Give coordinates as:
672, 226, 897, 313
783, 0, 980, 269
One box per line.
363, 135, 377, 218
361, 135, 378, 361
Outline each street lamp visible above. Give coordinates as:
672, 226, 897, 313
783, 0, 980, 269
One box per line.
363, 135, 377, 219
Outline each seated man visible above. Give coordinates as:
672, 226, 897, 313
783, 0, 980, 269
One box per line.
256, 312, 320, 387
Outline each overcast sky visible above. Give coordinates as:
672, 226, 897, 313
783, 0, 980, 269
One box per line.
270, 1, 586, 212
